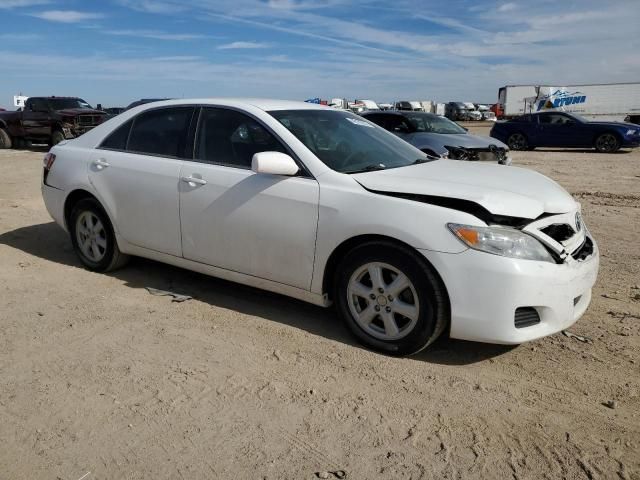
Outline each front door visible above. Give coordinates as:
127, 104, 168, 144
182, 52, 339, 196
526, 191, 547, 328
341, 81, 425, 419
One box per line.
179, 107, 319, 289
537, 113, 587, 147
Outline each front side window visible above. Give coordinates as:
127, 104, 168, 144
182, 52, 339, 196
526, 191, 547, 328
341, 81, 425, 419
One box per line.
195, 108, 286, 168
539, 114, 572, 125
269, 109, 430, 174
386, 115, 413, 133
127, 107, 194, 158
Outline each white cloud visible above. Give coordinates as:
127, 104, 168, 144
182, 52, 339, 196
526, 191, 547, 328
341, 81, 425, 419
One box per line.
217, 41, 270, 49
31, 10, 104, 23
497, 2, 517, 12
104, 29, 208, 41
0, 0, 49, 8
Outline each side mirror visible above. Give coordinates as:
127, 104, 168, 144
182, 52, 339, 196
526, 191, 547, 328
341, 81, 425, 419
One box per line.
251, 151, 300, 176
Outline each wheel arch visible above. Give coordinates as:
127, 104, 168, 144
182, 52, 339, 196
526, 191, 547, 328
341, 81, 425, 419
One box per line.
64, 189, 104, 231
322, 234, 450, 308
593, 129, 623, 147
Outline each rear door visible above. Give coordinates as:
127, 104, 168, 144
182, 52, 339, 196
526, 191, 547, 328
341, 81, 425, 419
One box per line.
89, 106, 195, 256
179, 107, 319, 289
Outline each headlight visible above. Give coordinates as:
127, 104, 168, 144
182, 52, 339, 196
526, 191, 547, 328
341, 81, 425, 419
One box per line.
626, 129, 638, 136
447, 223, 555, 263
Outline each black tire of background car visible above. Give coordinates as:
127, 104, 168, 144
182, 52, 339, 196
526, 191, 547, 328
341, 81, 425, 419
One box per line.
594, 133, 621, 153
0, 129, 12, 149
334, 241, 448, 356
69, 198, 130, 272
50, 130, 65, 147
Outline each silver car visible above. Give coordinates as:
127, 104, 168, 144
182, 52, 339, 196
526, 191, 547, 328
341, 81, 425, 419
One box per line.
361, 111, 512, 165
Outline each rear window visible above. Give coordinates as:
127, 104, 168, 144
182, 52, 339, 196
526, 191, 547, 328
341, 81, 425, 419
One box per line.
127, 107, 194, 158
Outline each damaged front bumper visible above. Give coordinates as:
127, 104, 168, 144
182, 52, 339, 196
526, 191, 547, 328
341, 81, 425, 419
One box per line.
445, 145, 512, 165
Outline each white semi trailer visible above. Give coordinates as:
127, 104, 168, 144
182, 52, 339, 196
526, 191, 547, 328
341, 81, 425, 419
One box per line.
497, 83, 640, 121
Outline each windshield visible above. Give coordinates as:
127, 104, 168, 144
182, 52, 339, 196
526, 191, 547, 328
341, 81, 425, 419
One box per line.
269, 109, 431, 173
404, 113, 467, 134
47, 98, 92, 110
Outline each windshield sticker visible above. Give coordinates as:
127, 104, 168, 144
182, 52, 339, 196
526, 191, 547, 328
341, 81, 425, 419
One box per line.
346, 117, 374, 128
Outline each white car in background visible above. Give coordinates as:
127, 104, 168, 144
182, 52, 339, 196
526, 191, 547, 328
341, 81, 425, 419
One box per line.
41, 99, 599, 355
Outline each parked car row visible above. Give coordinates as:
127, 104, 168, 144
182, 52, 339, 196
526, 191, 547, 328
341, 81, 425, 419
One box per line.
445, 102, 496, 121
41, 98, 599, 355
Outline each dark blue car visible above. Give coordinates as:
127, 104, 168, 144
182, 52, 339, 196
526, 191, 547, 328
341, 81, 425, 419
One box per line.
490, 112, 640, 153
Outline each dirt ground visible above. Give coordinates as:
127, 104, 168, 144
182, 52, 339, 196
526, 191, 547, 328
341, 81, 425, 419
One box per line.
1, 124, 639, 479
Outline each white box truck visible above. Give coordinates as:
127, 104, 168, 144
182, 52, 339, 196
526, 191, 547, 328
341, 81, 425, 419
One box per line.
497, 83, 640, 121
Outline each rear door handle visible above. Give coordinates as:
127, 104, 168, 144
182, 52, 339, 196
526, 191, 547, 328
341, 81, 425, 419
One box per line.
181, 175, 207, 186
93, 158, 110, 169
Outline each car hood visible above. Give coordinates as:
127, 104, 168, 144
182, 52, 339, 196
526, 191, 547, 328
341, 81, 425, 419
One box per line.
352, 160, 577, 219
408, 132, 509, 150
56, 108, 106, 116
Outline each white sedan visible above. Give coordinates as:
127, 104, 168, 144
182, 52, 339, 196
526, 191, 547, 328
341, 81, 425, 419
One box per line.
42, 99, 599, 355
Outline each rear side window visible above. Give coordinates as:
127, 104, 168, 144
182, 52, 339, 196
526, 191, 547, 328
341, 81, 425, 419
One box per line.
127, 107, 194, 158
195, 108, 286, 168
100, 119, 132, 150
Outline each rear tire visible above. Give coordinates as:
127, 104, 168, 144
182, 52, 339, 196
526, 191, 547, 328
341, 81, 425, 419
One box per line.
69, 198, 129, 272
0, 128, 12, 149
334, 242, 448, 356
595, 133, 620, 153
507, 132, 528, 150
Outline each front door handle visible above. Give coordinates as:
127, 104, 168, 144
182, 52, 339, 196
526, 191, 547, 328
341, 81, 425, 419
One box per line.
93, 158, 110, 170
181, 175, 207, 186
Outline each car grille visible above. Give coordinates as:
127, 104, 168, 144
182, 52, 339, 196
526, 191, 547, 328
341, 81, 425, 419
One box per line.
77, 115, 103, 126
445, 146, 507, 162
522, 211, 594, 264
541, 223, 575, 242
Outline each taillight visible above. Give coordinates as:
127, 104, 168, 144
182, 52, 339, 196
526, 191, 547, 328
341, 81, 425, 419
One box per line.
43, 152, 56, 171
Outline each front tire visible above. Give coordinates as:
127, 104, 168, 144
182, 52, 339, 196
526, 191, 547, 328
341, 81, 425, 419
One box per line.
69, 198, 129, 272
507, 132, 528, 150
0, 128, 12, 149
334, 242, 448, 356
595, 133, 620, 153
50, 130, 65, 147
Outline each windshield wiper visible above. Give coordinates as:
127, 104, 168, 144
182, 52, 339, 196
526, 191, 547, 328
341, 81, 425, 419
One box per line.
344, 164, 386, 174
412, 158, 430, 164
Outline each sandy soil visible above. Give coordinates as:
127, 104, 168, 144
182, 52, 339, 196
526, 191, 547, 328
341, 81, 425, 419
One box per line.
0, 127, 639, 479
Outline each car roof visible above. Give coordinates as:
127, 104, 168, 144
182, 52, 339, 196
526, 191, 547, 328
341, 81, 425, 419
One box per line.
130, 98, 329, 112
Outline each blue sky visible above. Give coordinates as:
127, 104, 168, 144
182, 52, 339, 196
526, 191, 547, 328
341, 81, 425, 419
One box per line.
0, 0, 638, 108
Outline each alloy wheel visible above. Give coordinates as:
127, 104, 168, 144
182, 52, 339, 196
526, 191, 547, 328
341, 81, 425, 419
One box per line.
75, 211, 107, 262
596, 134, 618, 152
508, 133, 527, 150
347, 262, 420, 341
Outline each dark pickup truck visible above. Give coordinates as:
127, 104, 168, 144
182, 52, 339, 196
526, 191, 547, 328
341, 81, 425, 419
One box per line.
0, 96, 106, 149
